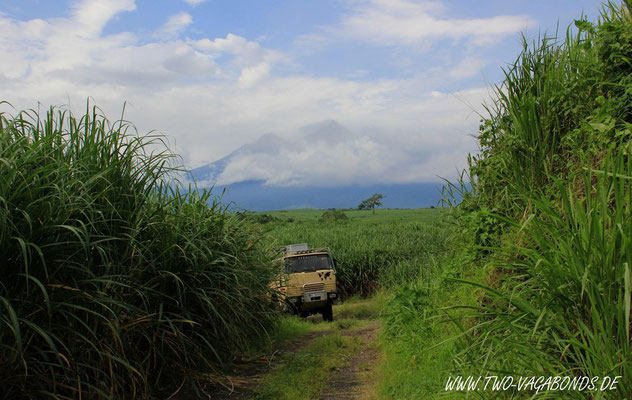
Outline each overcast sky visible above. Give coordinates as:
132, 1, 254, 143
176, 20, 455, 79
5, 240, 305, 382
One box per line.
0, 0, 604, 186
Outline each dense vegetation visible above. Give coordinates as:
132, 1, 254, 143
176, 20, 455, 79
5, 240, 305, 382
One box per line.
0, 106, 277, 399
263, 209, 452, 297
438, 1, 632, 398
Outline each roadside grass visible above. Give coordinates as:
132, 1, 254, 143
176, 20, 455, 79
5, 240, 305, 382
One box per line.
334, 294, 388, 320
368, 222, 484, 399
445, 3, 632, 398
377, 263, 485, 399
269, 316, 328, 343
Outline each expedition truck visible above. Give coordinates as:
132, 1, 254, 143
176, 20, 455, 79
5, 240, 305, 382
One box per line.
275, 243, 338, 321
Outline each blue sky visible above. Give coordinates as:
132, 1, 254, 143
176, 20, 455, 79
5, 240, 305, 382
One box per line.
0, 0, 605, 186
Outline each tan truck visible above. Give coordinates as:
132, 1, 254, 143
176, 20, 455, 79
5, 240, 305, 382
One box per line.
275, 243, 338, 321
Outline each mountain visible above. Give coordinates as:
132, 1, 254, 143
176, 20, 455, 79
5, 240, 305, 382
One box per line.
189, 120, 352, 186
187, 120, 448, 211
188, 132, 285, 185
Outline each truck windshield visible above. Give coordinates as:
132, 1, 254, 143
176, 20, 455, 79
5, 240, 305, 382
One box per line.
285, 254, 333, 273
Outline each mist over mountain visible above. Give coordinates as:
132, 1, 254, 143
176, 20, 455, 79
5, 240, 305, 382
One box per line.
190, 132, 286, 186
188, 120, 449, 210
190, 120, 354, 186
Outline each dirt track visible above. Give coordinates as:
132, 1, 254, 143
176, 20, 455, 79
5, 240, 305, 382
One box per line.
190, 309, 381, 400
319, 322, 380, 400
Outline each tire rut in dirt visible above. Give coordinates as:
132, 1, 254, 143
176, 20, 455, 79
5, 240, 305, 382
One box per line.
319, 323, 380, 400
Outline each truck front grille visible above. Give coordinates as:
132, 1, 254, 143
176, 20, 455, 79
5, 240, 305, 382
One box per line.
303, 282, 325, 293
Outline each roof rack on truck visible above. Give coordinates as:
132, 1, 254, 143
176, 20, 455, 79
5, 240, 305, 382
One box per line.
280, 243, 330, 256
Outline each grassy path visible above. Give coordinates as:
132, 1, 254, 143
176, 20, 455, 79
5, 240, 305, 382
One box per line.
200, 289, 468, 399
254, 297, 385, 400
199, 297, 385, 400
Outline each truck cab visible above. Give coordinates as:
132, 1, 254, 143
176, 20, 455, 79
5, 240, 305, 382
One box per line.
276, 243, 337, 321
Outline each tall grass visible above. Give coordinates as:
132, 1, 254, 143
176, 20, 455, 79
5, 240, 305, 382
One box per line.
469, 13, 605, 218
444, 1, 632, 398
0, 104, 276, 398
456, 154, 631, 398
265, 211, 453, 297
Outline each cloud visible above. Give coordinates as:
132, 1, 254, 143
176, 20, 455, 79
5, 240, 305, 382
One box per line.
0, 0, 491, 187
238, 63, 270, 88
448, 56, 487, 79
0, 2, 138, 82
182, 0, 207, 6
155, 12, 192, 40
0, 2, 281, 90
208, 114, 477, 187
213, 126, 388, 186
70, 0, 136, 37
191, 34, 285, 81
186, 82, 485, 186
315, 0, 533, 47
193, 33, 280, 63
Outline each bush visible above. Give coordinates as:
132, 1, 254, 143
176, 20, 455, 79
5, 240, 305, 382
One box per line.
319, 210, 348, 222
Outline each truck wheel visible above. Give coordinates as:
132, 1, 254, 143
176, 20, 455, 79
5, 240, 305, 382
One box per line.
322, 302, 333, 322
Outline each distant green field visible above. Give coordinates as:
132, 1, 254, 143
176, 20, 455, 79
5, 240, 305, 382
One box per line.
260, 207, 445, 224
260, 207, 453, 297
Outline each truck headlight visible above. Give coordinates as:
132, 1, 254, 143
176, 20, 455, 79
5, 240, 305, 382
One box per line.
328, 293, 337, 299
289, 297, 298, 303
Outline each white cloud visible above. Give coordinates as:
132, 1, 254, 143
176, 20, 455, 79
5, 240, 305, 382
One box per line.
0, 0, 492, 186
191, 34, 285, 81
70, 0, 136, 37
179, 81, 485, 186
448, 56, 487, 79
208, 102, 480, 187
319, 0, 533, 47
182, 0, 207, 6
193, 34, 281, 63
238, 63, 270, 88
0, 3, 282, 90
155, 12, 192, 40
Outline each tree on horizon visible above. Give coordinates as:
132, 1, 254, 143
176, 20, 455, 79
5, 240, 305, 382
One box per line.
358, 193, 384, 214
